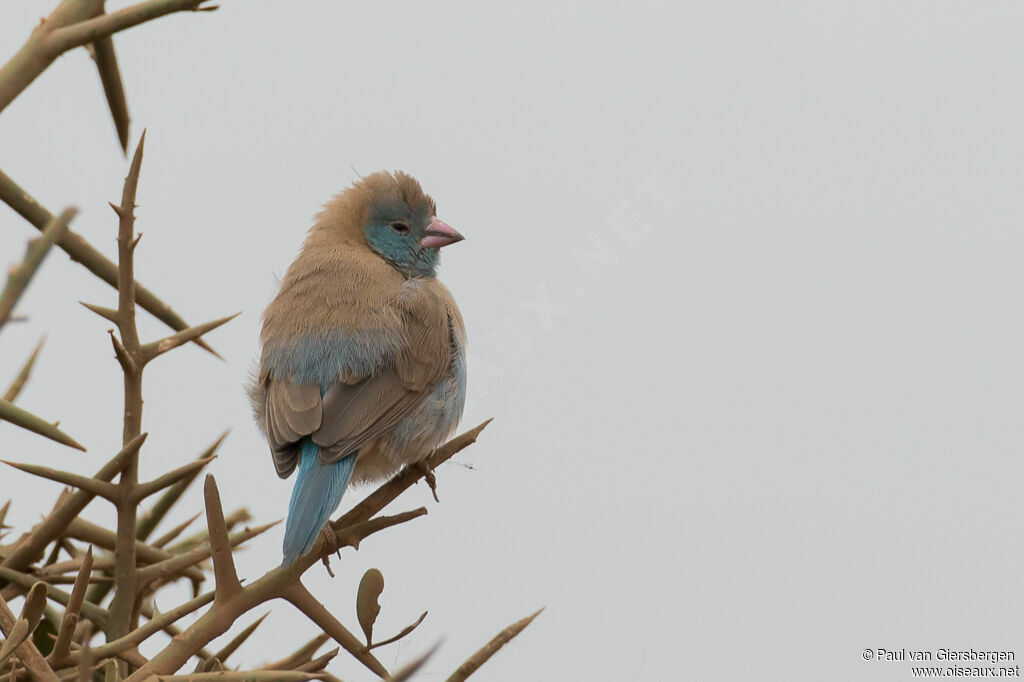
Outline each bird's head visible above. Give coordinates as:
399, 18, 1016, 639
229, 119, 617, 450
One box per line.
315, 171, 463, 278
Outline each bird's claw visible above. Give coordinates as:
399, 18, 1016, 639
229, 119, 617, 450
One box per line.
416, 460, 440, 503
319, 524, 342, 577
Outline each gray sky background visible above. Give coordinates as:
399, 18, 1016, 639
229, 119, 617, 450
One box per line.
2, 2, 1023, 680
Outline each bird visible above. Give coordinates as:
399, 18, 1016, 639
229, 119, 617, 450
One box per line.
248, 171, 467, 567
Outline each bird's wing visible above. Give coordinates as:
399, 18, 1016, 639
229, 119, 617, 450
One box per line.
264, 381, 321, 477
261, 281, 455, 473
313, 288, 453, 463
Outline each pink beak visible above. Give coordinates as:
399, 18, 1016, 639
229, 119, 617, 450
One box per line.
420, 218, 465, 249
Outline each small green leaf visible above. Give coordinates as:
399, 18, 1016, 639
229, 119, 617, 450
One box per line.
20, 581, 47, 631
0, 618, 29, 667
356, 568, 385, 646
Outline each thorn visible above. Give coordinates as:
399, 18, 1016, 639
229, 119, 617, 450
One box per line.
80, 301, 119, 323
141, 312, 239, 363
107, 329, 134, 372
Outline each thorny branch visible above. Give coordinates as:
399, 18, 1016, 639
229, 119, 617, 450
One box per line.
0, 0, 215, 115
0, 1, 536, 679
0, 208, 75, 329
105, 132, 146, 645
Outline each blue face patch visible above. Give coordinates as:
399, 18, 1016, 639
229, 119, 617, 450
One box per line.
364, 198, 440, 277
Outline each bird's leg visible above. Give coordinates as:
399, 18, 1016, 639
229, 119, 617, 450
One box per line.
319, 524, 342, 578
416, 459, 440, 503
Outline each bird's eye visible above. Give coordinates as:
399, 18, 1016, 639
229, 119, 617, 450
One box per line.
390, 222, 410, 234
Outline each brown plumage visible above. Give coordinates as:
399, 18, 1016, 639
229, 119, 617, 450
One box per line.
249, 171, 466, 485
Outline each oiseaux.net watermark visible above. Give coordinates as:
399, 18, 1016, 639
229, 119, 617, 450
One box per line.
863, 648, 1019, 678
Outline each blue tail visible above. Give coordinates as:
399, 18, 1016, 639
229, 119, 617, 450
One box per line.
281, 440, 357, 566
